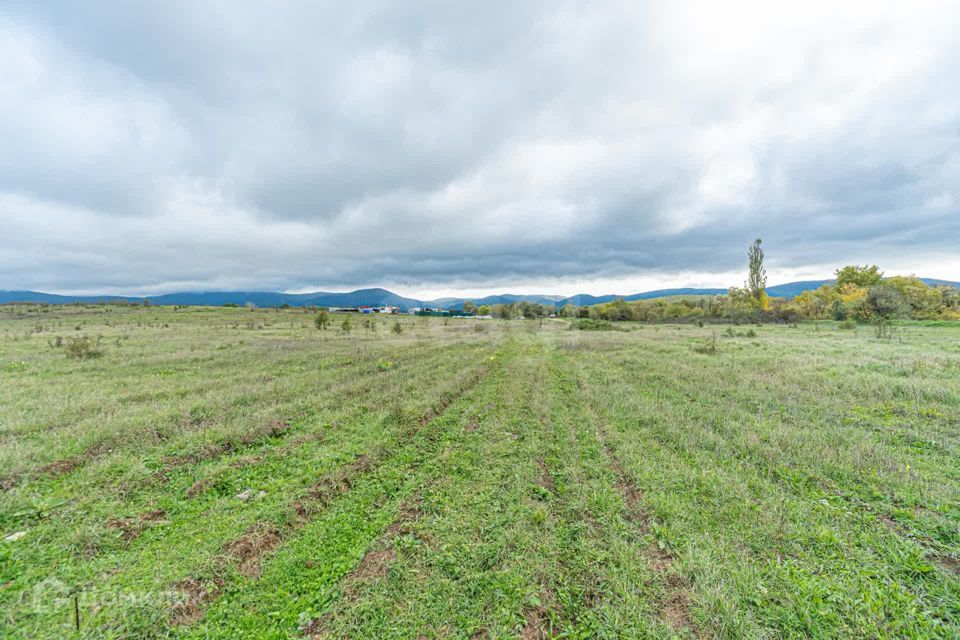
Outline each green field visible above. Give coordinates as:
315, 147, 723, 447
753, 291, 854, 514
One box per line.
1, 305, 958, 639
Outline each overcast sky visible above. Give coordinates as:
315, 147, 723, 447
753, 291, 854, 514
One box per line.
1, 1, 958, 298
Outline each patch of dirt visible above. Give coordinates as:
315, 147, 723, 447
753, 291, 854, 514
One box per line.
29, 442, 113, 483
223, 524, 282, 578
38, 456, 83, 477
240, 419, 289, 445
298, 616, 327, 637
169, 576, 224, 625
935, 554, 959, 575
386, 499, 424, 537
185, 478, 213, 498
535, 458, 556, 494
106, 517, 139, 541
465, 418, 480, 432
877, 513, 901, 532
603, 443, 649, 530
659, 573, 694, 631
106, 509, 169, 541
161, 420, 293, 473
229, 455, 264, 469
297, 454, 375, 518
519, 606, 551, 639
351, 548, 397, 582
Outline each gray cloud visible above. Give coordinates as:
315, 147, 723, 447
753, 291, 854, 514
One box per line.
1, 1, 959, 295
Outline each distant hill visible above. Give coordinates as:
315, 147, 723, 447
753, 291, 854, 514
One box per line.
2, 278, 956, 310
436, 294, 567, 309
0, 288, 424, 310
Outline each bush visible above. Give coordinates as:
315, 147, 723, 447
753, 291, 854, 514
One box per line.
392, 320, 404, 335
575, 318, 615, 331
315, 311, 330, 330
839, 319, 857, 330
831, 299, 849, 321
862, 286, 906, 338
64, 335, 104, 359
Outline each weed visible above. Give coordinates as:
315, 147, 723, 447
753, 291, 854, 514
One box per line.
64, 334, 104, 359
692, 330, 718, 354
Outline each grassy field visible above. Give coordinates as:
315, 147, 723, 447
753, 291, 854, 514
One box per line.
1, 305, 958, 639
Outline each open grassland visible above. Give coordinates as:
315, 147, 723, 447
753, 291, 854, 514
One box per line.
1, 305, 958, 639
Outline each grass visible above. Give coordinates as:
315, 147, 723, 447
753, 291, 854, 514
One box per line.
1, 305, 958, 638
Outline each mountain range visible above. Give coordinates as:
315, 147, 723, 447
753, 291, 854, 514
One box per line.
1, 279, 957, 311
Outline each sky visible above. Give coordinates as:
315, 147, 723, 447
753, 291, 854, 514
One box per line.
1, 1, 959, 299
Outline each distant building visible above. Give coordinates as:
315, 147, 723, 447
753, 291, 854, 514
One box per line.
412, 308, 450, 316
359, 306, 399, 314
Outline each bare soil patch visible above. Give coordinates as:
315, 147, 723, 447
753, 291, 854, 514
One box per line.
223, 523, 283, 578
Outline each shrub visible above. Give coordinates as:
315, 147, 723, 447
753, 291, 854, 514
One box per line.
64, 335, 104, 359
831, 299, 849, 321
340, 317, 352, 333
576, 318, 614, 331
862, 286, 905, 338
392, 320, 404, 335
839, 319, 857, 330
315, 311, 330, 330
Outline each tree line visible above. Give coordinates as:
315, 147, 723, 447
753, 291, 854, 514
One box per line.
569, 240, 959, 329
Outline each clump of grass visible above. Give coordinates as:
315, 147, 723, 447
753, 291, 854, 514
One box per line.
392, 320, 404, 335
64, 335, 104, 359
723, 327, 756, 338
838, 319, 857, 330
693, 331, 718, 354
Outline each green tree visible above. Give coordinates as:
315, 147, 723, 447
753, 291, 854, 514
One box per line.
606, 298, 634, 321
477, 305, 490, 316
492, 304, 513, 320
747, 238, 767, 305
831, 299, 849, 321
560, 303, 578, 318
862, 285, 904, 338
462, 300, 478, 314
314, 311, 330, 330
835, 265, 883, 289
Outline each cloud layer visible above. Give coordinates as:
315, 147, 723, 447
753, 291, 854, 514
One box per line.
2, 1, 959, 295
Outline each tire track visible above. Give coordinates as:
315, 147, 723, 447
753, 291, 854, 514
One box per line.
574, 366, 699, 637
169, 360, 496, 628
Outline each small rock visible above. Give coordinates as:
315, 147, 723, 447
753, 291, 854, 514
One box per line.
3, 531, 27, 542
256, 490, 266, 500
235, 488, 254, 501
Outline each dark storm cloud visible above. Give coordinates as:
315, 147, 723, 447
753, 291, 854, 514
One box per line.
1, 1, 959, 294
